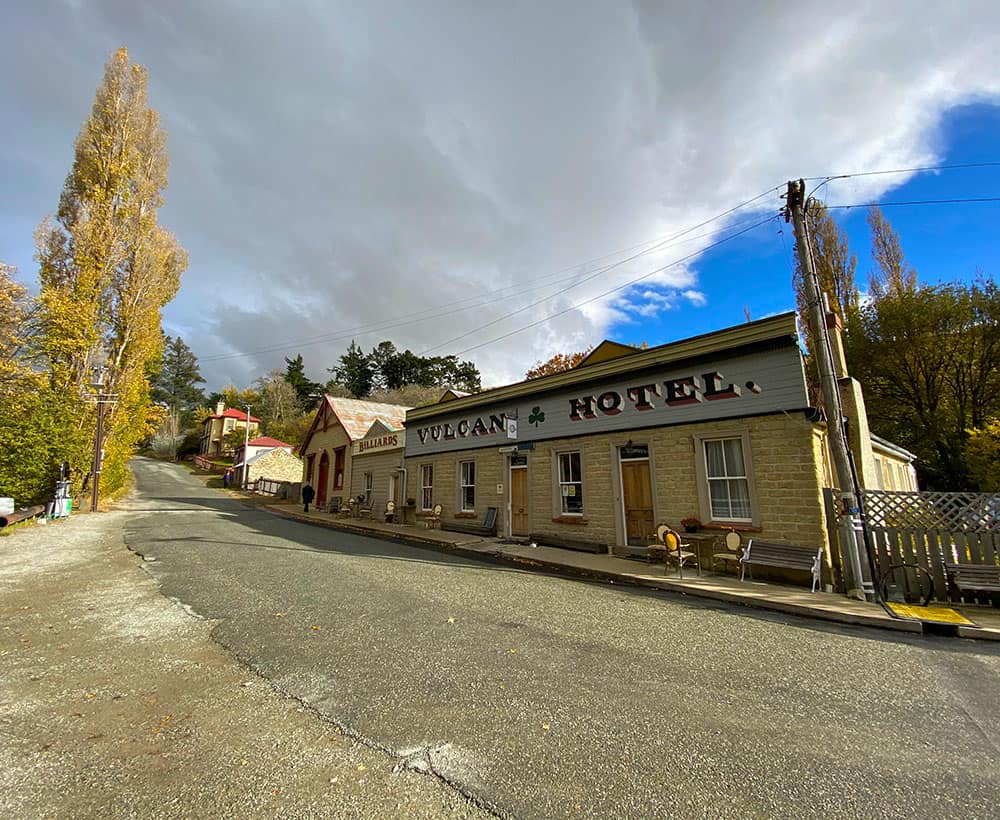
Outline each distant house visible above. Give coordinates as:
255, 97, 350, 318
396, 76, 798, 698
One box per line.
200, 402, 261, 457
298, 396, 409, 509
231, 436, 296, 487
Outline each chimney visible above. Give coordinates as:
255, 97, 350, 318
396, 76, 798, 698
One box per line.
826, 311, 848, 379
216, 400, 225, 415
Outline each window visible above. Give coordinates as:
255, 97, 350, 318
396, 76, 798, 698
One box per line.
704, 438, 751, 521
558, 451, 583, 515
333, 447, 345, 489
460, 460, 476, 511
224, 419, 234, 432
363, 472, 373, 502
306, 454, 315, 483
420, 464, 434, 510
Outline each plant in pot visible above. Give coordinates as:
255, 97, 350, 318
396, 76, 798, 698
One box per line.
405, 498, 416, 507
680, 516, 701, 533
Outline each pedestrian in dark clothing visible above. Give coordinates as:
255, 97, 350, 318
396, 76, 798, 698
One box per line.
301, 483, 315, 513
223, 469, 232, 489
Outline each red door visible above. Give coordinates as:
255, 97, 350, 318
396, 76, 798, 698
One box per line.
317, 452, 330, 506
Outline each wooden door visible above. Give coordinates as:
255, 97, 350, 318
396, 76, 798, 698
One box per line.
621, 461, 654, 544
511, 467, 529, 536
317, 452, 330, 506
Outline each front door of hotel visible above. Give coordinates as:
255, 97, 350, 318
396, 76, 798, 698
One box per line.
510, 459, 529, 537
317, 452, 329, 506
620, 445, 654, 545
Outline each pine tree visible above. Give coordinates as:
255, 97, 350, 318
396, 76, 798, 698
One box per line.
331, 341, 375, 398
152, 335, 205, 418
283, 354, 321, 409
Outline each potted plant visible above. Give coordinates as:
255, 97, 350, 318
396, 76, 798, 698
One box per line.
405, 498, 416, 507
680, 516, 701, 533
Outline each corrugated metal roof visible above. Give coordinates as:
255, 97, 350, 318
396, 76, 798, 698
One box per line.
248, 436, 291, 448
323, 397, 410, 441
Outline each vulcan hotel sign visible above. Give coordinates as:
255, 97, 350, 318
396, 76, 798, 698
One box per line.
407, 347, 809, 457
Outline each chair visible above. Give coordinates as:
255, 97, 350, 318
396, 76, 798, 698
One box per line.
712, 530, 743, 574
662, 528, 697, 578
646, 524, 671, 563
426, 503, 442, 528
327, 497, 341, 514
356, 496, 374, 519
384, 500, 396, 523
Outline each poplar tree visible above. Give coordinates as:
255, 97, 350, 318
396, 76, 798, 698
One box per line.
33, 47, 187, 500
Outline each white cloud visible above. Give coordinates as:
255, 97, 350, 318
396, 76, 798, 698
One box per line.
2, 1, 999, 390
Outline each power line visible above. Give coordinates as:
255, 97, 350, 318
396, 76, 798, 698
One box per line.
824, 196, 1000, 209
803, 160, 1000, 182
449, 214, 779, 358
200, 185, 784, 364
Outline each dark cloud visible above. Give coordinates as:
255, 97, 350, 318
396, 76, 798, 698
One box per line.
2, 1, 998, 389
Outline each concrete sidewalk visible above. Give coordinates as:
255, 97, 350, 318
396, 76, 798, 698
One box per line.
267, 501, 1000, 642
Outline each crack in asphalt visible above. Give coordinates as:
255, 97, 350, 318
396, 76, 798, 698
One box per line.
129, 542, 511, 819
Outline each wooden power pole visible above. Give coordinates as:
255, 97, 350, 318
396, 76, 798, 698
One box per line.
787, 179, 868, 601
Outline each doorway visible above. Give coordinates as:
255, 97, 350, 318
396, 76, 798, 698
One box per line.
620, 443, 654, 545
317, 452, 330, 506
510, 455, 529, 537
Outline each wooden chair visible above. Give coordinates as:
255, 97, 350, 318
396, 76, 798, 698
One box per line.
663, 528, 697, 578
383, 500, 396, 523
356, 496, 374, 519
712, 530, 743, 574
426, 503, 443, 528
646, 524, 671, 563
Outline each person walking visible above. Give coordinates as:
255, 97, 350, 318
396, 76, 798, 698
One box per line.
223, 469, 232, 489
301, 482, 315, 513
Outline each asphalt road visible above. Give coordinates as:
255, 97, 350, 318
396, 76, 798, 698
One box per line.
127, 458, 1000, 819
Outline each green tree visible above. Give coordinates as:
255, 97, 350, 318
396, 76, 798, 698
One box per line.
331, 340, 375, 398
845, 277, 1000, 489
283, 354, 321, 409
152, 335, 205, 418
30, 47, 186, 501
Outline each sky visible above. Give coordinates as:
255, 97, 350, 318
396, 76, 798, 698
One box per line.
2, 1, 999, 393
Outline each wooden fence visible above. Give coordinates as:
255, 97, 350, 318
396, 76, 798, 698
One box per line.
826, 489, 999, 605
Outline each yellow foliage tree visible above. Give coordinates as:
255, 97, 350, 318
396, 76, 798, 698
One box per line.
31, 47, 187, 504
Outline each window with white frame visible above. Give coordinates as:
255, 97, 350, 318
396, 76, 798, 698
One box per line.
459, 460, 476, 511
703, 438, 751, 521
558, 451, 583, 515
363, 472, 373, 502
420, 464, 434, 510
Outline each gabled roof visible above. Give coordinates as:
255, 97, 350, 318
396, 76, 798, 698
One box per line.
575, 340, 639, 368
245, 447, 302, 466
206, 408, 261, 423
363, 418, 404, 438
300, 396, 411, 452
439, 388, 471, 402
247, 436, 292, 448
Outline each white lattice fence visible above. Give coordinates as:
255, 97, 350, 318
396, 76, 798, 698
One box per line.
858, 490, 999, 604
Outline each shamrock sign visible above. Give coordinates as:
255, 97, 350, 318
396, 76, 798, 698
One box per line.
528, 406, 545, 427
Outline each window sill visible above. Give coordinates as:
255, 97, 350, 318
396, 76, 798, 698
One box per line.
455, 512, 477, 519
704, 523, 759, 533
551, 515, 588, 525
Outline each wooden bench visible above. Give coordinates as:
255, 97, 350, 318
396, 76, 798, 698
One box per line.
441, 507, 498, 537
943, 563, 1000, 595
529, 534, 608, 554
740, 539, 823, 592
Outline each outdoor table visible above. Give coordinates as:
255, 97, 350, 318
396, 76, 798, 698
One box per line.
681, 532, 721, 576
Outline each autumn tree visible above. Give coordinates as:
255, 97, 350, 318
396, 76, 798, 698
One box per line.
966, 419, 1000, 492
525, 349, 591, 379
867, 206, 918, 301
30, 47, 186, 500
254, 370, 303, 430
845, 277, 1000, 489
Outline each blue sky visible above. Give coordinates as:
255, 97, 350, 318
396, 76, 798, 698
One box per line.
2, 2, 998, 391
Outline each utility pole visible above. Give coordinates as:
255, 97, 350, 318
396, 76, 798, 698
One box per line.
787, 179, 868, 601
89, 369, 116, 513
242, 405, 252, 490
